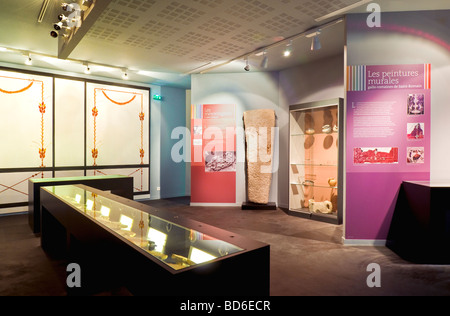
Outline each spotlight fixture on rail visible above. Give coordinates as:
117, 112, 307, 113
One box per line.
306, 29, 322, 51
61, 2, 76, 11
58, 14, 68, 22
50, 30, 69, 38
260, 50, 269, 69
24, 54, 32, 66
244, 57, 250, 72
283, 40, 293, 57
198, 17, 343, 74
0, 45, 146, 83
84, 63, 91, 74
53, 21, 71, 31
50, 1, 85, 39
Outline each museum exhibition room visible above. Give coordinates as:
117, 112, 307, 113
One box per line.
0, 0, 449, 301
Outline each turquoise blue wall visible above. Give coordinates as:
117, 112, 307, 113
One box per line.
158, 85, 187, 198
150, 85, 162, 200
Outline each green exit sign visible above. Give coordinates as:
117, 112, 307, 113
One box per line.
153, 95, 162, 100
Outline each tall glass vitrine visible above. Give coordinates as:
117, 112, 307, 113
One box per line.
288, 98, 343, 224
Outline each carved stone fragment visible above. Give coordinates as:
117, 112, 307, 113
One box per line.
243, 109, 276, 204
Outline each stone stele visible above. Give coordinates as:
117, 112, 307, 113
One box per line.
243, 109, 276, 204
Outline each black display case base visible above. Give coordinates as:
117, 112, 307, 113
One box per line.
387, 181, 450, 264
241, 202, 277, 210
40, 185, 270, 296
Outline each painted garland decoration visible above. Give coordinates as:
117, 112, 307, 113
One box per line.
0, 81, 34, 94
92, 91, 99, 167
0, 76, 46, 169
102, 90, 136, 105
92, 88, 146, 191
0, 75, 47, 198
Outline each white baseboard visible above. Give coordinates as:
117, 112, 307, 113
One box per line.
342, 237, 386, 246
134, 194, 150, 200
0, 206, 27, 216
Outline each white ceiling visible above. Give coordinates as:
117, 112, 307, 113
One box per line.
0, 0, 448, 88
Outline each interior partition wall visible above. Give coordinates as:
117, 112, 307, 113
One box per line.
0, 67, 150, 215
344, 10, 450, 244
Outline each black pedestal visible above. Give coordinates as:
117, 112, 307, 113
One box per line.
387, 181, 450, 264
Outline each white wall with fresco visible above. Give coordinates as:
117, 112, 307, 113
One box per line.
0, 68, 150, 214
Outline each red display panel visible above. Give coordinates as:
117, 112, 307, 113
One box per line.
190, 104, 236, 203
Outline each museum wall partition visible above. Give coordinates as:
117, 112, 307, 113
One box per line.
345, 64, 431, 242
190, 72, 280, 206
344, 10, 450, 244
0, 67, 150, 215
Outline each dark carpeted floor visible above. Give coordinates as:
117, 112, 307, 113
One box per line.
1, 196, 449, 296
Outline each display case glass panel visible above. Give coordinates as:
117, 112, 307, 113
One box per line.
42, 185, 243, 270
289, 99, 343, 223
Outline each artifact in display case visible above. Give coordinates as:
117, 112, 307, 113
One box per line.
39, 184, 269, 295
44, 185, 243, 270
28, 174, 134, 233
288, 98, 343, 224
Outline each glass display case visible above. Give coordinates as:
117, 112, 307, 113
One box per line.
43, 185, 243, 271
28, 175, 134, 233
288, 98, 343, 224
39, 184, 269, 295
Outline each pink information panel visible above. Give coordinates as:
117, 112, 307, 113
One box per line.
346, 64, 431, 240
190, 104, 236, 204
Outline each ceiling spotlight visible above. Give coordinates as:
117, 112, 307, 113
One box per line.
84, 63, 91, 74
311, 36, 321, 51
260, 50, 268, 69
25, 55, 32, 66
58, 14, 68, 22
306, 29, 322, 51
122, 70, 129, 80
58, 14, 79, 26
81, 0, 93, 8
283, 40, 293, 57
54, 22, 63, 30
244, 57, 250, 72
61, 3, 76, 11
54, 22, 71, 31
50, 30, 68, 38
